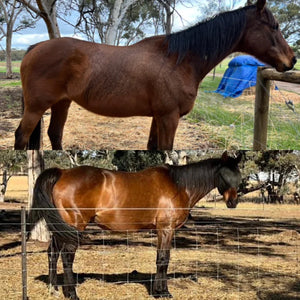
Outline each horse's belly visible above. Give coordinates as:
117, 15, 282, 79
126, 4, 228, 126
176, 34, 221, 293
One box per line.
76, 96, 153, 117
94, 209, 156, 231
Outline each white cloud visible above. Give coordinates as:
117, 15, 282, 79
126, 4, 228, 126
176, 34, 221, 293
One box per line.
13, 33, 49, 47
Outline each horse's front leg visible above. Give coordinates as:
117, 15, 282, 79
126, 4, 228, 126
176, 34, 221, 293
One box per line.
61, 243, 79, 300
153, 228, 174, 298
147, 118, 158, 150
156, 112, 179, 150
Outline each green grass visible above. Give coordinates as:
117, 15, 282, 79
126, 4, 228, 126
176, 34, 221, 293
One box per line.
187, 81, 300, 149
0, 61, 21, 73
200, 76, 222, 91
294, 59, 300, 71
0, 80, 21, 87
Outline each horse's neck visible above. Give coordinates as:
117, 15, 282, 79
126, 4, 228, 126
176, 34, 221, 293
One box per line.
190, 52, 232, 82
184, 163, 218, 209
187, 181, 216, 209
186, 18, 248, 82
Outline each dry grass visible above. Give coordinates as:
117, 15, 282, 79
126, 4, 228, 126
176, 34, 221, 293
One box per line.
4, 176, 28, 203
0, 202, 299, 299
0, 99, 215, 150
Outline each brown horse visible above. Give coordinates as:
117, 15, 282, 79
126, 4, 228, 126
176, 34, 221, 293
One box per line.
15, 0, 296, 150
27, 152, 242, 299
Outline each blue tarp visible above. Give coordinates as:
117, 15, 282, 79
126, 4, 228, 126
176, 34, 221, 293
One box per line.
213, 55, 265, 98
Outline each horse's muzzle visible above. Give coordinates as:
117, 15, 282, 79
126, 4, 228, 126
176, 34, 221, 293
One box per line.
224, 188, 238, 209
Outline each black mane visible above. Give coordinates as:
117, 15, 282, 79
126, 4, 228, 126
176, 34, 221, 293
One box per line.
166, 5, 255, 62
167, 158, 221, 195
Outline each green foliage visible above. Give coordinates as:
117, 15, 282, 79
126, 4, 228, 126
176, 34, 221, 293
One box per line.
44, 150, 115, 169
239, 151, 300, 199
0, 151, 27, 174
0, 50, 26, 61
268, 0, 300, 49
112, 150, 165, 171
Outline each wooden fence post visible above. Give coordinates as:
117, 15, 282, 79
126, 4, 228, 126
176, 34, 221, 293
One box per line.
253, 68, 300, 150
253, 67, 271, 150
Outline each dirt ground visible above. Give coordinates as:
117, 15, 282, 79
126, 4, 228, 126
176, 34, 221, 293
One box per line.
0, 81, 299, 150
0, 203, 300, 300
0, 83, 215, 150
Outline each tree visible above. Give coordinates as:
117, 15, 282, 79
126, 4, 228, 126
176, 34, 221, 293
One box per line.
27, 150, 48, 241
0, 151, 27, 202
200, 0, 244, 19
75, 0, 141, 45
112, 150, 165, 171
240, 151, 300, 203
268, 0, 300, 44
74, 0, 191, 45
18, 0, 61, 38
0, 0, 34, 78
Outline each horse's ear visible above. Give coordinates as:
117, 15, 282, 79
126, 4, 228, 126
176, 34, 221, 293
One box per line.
246, 0, 253, 6
221, 151, 229, 162
256, 0, 266, 12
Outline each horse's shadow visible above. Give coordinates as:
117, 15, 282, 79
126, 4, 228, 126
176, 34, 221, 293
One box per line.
36, 270, 197, 296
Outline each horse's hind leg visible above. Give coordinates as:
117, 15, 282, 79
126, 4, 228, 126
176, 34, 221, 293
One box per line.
14, 110, 45, 150
61, 242, 79, 300
47, 235, 62, 296
47, 99, 71, 150
153, 227, 174, 298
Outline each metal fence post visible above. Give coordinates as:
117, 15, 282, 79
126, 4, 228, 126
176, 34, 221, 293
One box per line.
21, 206, 27, 300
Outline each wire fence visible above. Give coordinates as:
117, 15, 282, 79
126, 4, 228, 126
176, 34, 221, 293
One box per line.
0, 206, 298, 299
196, 70, 300, 149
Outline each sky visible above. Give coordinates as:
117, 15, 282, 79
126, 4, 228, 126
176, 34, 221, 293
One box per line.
1, 1, 244, 50
1, 2, 202, 50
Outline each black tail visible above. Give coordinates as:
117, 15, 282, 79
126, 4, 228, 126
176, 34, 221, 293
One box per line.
27, 168, 81, 244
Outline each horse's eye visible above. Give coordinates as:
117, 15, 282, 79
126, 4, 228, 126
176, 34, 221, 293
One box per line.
273, 23, 279, 31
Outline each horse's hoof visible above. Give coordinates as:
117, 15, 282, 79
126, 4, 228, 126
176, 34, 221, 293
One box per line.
152, 291, 173, 298
49, 285, 60, 297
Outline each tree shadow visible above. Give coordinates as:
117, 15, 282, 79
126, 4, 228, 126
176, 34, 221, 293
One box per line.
35, 261, 300, 298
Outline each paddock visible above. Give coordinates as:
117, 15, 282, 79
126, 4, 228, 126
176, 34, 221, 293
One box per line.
0, 202, 299, 300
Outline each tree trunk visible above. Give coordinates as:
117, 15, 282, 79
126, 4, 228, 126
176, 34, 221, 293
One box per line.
0, 170, 8, 203
5, 24, 13, 78
105, 0, 138, 45
105, 0, 122, 45
27, 150, 49, 242
36, 0, 61, 39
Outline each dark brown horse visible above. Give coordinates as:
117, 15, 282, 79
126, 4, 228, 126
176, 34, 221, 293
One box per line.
27, 152, 242, 299
15, 0, 296, 150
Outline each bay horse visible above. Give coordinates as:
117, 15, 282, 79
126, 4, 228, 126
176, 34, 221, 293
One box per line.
15, 0, 296, 150
27, 152, 242, 299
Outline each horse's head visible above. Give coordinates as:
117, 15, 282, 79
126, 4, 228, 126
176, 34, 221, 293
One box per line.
240, 0, 296, 72
216, 152, 242, 209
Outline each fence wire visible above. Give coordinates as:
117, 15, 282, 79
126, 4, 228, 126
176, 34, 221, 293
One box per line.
0, 206, 298, 299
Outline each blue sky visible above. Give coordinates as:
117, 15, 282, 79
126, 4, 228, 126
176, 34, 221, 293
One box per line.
1, 1, 245, 49
1, 3, 202, 49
